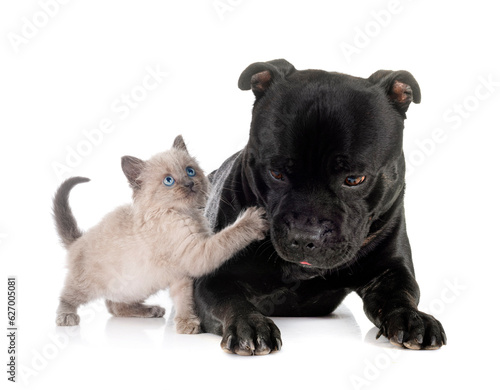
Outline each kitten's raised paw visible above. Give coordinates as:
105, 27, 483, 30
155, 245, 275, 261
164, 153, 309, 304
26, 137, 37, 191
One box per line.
240, 207, 269, 240
56, 313, 80, 326
175, 316, 201, 334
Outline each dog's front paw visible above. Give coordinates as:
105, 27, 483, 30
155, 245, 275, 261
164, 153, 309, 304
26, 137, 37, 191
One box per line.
221, 313, 282, 356
377, 308, 447, 350
240, 207, 269, 241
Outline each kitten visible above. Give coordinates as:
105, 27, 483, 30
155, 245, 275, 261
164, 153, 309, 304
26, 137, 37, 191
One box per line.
53, 135, 268, 333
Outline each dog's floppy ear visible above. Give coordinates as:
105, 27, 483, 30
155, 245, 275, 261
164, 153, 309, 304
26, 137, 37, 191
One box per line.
238, 59, 296, 98
368, 70, 421, 118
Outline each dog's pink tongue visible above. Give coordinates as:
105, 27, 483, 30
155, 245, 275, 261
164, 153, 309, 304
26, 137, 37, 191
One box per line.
300, 261, 312, 266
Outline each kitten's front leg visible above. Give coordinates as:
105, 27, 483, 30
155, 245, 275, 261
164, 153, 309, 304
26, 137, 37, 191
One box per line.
185, 207, 268, 277
169, 277, 201, 334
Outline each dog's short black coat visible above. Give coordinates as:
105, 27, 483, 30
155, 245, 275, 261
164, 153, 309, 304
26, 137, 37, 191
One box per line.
194, 59, 446, 355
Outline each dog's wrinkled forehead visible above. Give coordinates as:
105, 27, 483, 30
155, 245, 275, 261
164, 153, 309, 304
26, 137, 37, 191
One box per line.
251, 73, 404, 169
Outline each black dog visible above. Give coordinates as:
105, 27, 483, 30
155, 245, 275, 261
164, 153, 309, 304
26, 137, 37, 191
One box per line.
194, 59, 446, 355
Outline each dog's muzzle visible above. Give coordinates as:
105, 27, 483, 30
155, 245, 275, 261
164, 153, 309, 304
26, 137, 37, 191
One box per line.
270, 214, 355, 269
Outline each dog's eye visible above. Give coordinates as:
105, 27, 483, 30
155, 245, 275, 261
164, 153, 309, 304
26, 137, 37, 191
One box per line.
269, 170, 285, 181
163, 175, 175, 187
345, 176, 366, 186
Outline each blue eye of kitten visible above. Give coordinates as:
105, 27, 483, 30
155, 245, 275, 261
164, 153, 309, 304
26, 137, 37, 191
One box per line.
186, 167, 196, 177
163, 176, 175, 187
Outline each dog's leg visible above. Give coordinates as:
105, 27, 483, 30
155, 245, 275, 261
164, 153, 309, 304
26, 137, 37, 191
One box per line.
357, 218, 447, 350
358, 267, 446, 349
195, 276, 282, 356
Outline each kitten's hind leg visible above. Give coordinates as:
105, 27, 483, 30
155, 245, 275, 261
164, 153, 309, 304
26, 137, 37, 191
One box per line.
169, 278, 201, 334
105, 300, 166, 318
56, 300, 80, 326
56, 287, 86, 326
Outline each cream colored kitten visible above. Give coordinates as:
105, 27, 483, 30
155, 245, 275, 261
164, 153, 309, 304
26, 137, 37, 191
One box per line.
53, 135, 268, 333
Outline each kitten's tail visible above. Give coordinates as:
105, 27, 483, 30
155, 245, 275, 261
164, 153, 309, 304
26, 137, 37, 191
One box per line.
52, 176, 90, 249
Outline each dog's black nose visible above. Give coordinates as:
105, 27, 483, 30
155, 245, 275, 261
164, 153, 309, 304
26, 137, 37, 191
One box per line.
289, 229, 321, 252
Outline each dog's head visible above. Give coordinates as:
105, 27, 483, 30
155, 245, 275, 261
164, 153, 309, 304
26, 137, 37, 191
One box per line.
239, 59, 420, 269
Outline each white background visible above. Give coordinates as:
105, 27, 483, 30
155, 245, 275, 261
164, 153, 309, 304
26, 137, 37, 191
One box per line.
1, 0, 499, 389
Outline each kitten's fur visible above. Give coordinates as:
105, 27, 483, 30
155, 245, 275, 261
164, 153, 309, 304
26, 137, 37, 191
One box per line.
53, 135, 268, 333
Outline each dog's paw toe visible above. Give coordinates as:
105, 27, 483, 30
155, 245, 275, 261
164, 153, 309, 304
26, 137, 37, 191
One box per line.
377, 308, 446, 350
56, 313, 80, 326
221, 314, 282, 356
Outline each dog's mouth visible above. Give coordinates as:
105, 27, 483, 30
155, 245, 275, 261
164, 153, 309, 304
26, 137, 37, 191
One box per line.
271, 235, 358, 270
268, 209, 367, 270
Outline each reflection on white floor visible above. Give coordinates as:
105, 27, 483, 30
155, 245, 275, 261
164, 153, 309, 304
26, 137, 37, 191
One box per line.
13, 274, 493, 390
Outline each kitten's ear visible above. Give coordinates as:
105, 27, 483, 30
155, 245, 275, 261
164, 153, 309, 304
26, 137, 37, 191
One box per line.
121, 156, 145, 191
172, 135, 188, 152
